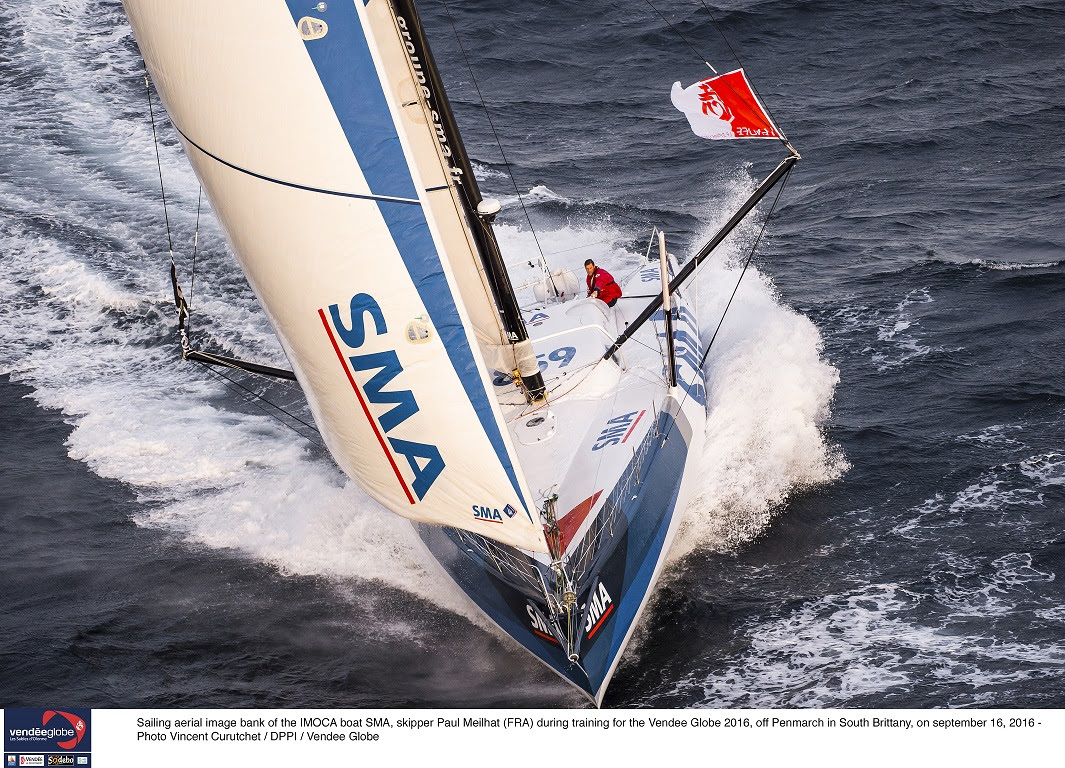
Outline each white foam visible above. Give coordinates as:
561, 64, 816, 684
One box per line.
957, 423, 1025, 448
671, 173, 846, 557
677, 567, 1064, 708
821, 287, 957, 372
968, 258, 1065, 271
870, 287, 937, 370
1020, 453, 1065, 487
893, 452, 1063, 543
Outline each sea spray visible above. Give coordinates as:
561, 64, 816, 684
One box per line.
661, 171, 848, 558
671, 260, 847, 557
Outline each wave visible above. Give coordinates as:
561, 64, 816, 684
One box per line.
669, 173, 847, 557
668, 561, 1065, 708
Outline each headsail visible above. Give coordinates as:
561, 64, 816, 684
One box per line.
124, 0, 549, 552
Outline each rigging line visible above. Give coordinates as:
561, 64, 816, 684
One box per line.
189, 185, 202, 329
656, 166, 791, 446
436, 0, 548, 265
625, 331, 667, 358
541, 238, 620, 258
144, 64, 196, 356
177, 127, 422, 205
638, 0, 716, 71
697, 0, 740, 69
697, 0, 789, 148
197, 362, 326, 449
142, 66, 176, 268
700, 165, 791, 367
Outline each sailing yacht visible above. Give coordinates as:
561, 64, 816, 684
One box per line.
123, 0, 796, 704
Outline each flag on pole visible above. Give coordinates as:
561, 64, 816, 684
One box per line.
670, 69, 782, 140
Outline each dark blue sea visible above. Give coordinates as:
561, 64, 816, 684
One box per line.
2, 0, 1063, 708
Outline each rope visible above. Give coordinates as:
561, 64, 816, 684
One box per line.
143, 66, 175, 261
143, 65, 195, 363
639, 0, 717, 72
698, 0, 741, 68
198, 363, 325, 449
700, 166, 791, 367
189, 186, 202, 325
437, 0, 549, 267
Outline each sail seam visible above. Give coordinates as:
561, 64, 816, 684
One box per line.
176, 128, 424, 206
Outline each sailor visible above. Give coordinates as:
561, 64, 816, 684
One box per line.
584, 259, 622, 307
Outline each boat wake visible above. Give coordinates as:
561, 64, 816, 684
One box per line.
0, 174, 844, 626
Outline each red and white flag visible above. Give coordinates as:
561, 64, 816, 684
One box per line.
671, 69, 781, 140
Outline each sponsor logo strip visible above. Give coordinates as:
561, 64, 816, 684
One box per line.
620, 409, 645, 444
586, 602, 615, 640
318, 308, 416, 504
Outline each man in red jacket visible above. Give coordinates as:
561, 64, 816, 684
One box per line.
585, 259, 622, 307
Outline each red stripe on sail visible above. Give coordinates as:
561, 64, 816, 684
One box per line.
621, 409, 645, 444
318, 308, 416, 504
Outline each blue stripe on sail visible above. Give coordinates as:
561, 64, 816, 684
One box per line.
287, 5, 416, 201
286, 2, 530, 517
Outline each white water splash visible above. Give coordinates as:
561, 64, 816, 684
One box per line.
672, 173, 846, 557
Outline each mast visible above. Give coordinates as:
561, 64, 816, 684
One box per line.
387, 0, 547, 400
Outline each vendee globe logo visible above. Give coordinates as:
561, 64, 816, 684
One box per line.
42, 712, 86, 750
4, 709, 91, 754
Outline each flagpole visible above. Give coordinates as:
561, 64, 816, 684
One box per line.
601, 151, 798, 362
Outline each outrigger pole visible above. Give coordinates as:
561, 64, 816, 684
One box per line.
168, 268, 298, 380
601, 151, 798, 362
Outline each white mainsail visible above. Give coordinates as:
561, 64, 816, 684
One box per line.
125, 0, 549, 552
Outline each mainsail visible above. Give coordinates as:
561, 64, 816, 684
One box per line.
125, 0, 549, 552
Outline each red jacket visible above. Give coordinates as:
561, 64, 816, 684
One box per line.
586, 267, 622, 305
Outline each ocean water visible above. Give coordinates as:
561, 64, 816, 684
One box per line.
1, 0, 1063, 708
